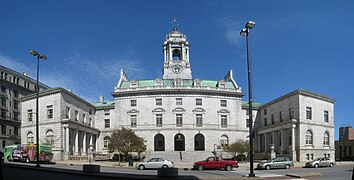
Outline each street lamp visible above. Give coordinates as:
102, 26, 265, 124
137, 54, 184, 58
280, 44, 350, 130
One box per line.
29, 50, 47, 167
240, 21, 255, 177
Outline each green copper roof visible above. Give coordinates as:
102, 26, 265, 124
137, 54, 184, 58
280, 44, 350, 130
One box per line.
242, 101, 263, 109
92, 100, 115, 109
119, 79, 237, 89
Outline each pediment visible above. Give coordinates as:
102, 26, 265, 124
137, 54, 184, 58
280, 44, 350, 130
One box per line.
127, 109, 139, 114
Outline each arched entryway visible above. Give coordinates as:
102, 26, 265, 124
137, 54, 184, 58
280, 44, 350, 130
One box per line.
174, 133, 185, 151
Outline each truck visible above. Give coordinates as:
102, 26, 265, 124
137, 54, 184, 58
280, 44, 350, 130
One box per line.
193, 156, 239, 171
4, 144, 53, 162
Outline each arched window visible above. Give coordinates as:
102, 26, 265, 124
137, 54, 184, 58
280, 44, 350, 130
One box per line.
46, 130, 54, 145
323, 132, 329, 146
172, 49, 181, 60
103, 136, 111, 149
194, 133, 205, 151
305, 130, 313, 145
27, 132, 34, 144
174, 133, 185, 151
220, 135, 229, 147
154, 134, 165, 151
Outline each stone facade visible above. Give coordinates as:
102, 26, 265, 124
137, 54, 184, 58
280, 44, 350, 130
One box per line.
20, 88, 99, 160
335, 126, 354, 160
254, 90, 335, 162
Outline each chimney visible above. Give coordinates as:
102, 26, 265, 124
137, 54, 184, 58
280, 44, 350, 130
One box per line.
99, 96, 104, 103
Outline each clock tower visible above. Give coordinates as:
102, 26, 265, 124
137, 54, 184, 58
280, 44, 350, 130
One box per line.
162, 19, 192, 80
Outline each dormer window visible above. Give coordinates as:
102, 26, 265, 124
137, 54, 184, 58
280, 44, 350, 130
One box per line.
172, 48, 181, 60
217, 81, 226, 89
130, 80, 138, 88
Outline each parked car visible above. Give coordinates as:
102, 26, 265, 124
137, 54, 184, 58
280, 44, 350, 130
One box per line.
256, 157, 294, 170
193, 156, 239, 171
135, 158, 174, 170
305, 157, 335, 168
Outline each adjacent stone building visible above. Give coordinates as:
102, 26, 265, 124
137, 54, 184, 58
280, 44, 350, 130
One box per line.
0, 65, 49, 153
335, 126, 354, 160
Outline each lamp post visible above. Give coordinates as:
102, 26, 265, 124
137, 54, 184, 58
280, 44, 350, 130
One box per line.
240, 21, 256, 177
29, 50, 47, 167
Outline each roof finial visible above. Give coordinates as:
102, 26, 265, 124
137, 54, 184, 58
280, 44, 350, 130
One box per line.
172, 18, 178, 31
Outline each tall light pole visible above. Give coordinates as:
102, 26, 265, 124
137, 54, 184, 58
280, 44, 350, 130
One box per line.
240, 21, 256, 177
29, 50, 47, 167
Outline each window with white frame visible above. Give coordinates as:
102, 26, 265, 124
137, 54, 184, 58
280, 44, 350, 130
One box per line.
27, 132, 34, 144
221, 115, 227, 128
66, 106, 70, 119
83, 114, 86, 124
28, 109, 33, 121
131, 100, 137, 107
103, 136, 111, 149
131, 115, 137, 127
220, 100, 227, 107
156, 114, 162, 127
176, 98, 182, 105
305, 130, 313, 145
196, 114, 203, 127
75, 110, 79, 121
323, 132, 329, 146
47, 105, 53, 119
155, 98, 162, 106
279, 111, 283, 122
220, 135, 229, 147
196, 98, 202, 105
324, 110, 329, 123
289, 108, 294, 119
176, 114, 183, 127
104, 119, 110, 128
46, 130, 54, 145
271, 114, 275, 124
246, 119, 250, 128
306, 107, 312, 120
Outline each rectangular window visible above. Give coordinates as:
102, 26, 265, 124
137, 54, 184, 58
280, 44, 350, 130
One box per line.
14, 101, 19, 110
104, 119, 110, 128
1, 125, 6, 135
279, 111, 283, 122
324, 110, 329, 123
220, 100, 227, 107
131, 100, 137, 107
47, 105, 53, 119
131, 115, 137, 127
28, 109, 33, 121
306, 107, 312, 120
176, 114, 183, 127
289, 108, 294, 119
264, 118, 267, 126
264, 109, 267, 115
196, 114, 203, 127
2, 140, 5, 148
75, 110, 79, 121
104, 110, 110, 115
156, 114, 162, 127
306, 154, 310, 160
221, 115, 227, 128
1, 98, 6, 107
0, 86, 5, 93
246, 119, 250, 128
14, 113, 19, 121
14, 127, 18, 135
271, 114, 275, 124
196, 98, 202, 105
83, 114, 86, 124
155, 98, 162, 106
176, 98, 182, 105
89, 118, 92, 126
66, 106, 70, 119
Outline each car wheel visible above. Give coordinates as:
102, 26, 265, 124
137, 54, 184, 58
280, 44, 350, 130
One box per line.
314, 163, 319, 168
162, 165, 168, 168
329, 163, 333, 167
225, 165, 232, 171
139, 165, 145, 170
285, 164, 290, 169
197, 165, 204, 171
265, 165, 271, 170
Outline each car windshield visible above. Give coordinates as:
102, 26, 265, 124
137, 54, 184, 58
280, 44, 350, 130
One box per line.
314, 158, 322, 161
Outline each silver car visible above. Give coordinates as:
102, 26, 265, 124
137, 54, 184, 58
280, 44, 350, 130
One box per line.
136, 158, 174, 170
305, 157, 335, 168
257, 157, 294, 170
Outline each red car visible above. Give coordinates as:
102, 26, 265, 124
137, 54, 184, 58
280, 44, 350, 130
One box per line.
193, 156, 239, 171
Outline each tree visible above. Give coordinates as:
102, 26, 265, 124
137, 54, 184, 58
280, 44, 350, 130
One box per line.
108, 128, 146, 165
223, 139, 249, 161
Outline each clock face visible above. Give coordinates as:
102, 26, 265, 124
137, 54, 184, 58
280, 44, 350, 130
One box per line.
172, 38, 181, 42
172, 65, 182, 74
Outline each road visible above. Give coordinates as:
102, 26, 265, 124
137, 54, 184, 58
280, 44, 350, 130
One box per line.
5, 161, 354, 179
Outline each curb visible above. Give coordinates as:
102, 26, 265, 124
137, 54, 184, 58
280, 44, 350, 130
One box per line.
286, 172, 322, 178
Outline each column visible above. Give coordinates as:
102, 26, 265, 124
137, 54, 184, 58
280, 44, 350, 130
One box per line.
95, 134, 98, 150
169, 45, 172, 60
280, 129, 284, 154
89, 133, 93, 146
74, 129, 79, 155
291, 124, 297, 161
65, 127, 70, 153
82, 132, 87, 155
264, 133, 267, 152
257, 134, 261, 152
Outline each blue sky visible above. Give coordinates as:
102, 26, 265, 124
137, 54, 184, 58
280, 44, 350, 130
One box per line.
1, 0, 353, 139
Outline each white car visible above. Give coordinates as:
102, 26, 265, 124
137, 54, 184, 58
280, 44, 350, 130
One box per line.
136, 158, 174, 170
